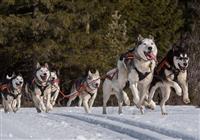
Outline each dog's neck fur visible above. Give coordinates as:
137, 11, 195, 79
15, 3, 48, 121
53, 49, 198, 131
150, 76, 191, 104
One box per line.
34, 76, 49, 87
134, 51, 155, 73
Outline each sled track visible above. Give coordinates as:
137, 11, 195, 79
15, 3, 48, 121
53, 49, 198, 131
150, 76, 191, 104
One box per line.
47, 113, 178, 140
87, 113, 195, 140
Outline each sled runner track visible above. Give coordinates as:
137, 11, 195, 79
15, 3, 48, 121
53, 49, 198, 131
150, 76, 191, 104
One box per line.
50, 113, 177, 140
87, 113, 195, 140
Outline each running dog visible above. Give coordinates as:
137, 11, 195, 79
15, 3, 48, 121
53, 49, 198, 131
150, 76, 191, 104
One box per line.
126, 34, 157, 114
1, 73, 24, 113
102, 67, 130, 114
148, 44, 190, 115
67, 70, 100, 113
49, 71, 60, 107
25, 62, 52, 113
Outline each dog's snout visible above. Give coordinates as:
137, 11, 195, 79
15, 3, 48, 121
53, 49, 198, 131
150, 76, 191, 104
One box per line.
148, 47, 152, 51
184, 63, 187, 66
44, 73, 47, 76
95, 83, 99, 87
19, 81, 23, 84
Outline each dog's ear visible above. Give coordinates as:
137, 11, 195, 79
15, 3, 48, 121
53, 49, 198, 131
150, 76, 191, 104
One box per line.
44, 63, 49, 68
95, 70, 99, 76
137, 34, 144, 42
36, 62, 41, 69
57, 70, 60, 76
88, 70, 92, 76
149, 35, 154, 41
6, 72, 15, 80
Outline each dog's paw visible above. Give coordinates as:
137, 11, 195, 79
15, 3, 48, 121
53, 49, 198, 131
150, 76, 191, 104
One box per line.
183, 98, 190, 104
162, 112, 168, 115
140, 106, 144, 115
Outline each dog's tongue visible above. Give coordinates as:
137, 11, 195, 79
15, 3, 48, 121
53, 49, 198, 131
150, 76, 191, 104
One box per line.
147, 52, 156, 60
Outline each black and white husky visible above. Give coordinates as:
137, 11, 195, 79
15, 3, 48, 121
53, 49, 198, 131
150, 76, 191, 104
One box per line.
25, 62, 52, 113
49, 71, 60, 107
1, 73, 24, 113
103, 34, 157, 114
148, 45, 190, 115
67, 70, 100, 113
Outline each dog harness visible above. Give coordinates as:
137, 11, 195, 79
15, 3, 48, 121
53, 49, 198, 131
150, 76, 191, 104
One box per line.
120, 49, 152, 81
155, 56, 181, 82
0, 84, 21, 100
31, 78, 51, 96
74, 78, 96, 96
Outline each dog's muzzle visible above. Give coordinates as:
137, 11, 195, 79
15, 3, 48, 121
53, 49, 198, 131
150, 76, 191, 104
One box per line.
144, 51, 156, 61
178, 63, 188, 72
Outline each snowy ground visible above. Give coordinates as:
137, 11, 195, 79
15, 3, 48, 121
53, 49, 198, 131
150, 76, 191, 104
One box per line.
0, 105, 200, 140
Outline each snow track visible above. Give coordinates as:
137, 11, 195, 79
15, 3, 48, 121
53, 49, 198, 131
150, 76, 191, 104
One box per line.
1, 106, 199, 140
49, 113, 177, 140
87, 113, 195, 140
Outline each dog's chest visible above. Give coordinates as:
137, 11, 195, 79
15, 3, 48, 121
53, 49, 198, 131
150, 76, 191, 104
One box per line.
51, 84, 59, 91
177, 71, 187, 82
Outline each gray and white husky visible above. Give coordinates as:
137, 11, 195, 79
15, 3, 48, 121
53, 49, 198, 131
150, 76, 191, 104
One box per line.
127, 35, 158, 114
49, 71, 60, 107
25, 62, 52, 113
103, 34, 157, 114
1, 73, 24, 113
148, 45, 190, 115
67, 70, 100, 113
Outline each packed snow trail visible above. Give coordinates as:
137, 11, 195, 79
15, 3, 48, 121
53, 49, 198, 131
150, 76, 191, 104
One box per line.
0, 106, 199, 140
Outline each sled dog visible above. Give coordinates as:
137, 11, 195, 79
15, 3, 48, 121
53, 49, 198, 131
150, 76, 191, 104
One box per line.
148, 45, 190, 115
1, 73, 24, 113
102, 67, 130, 114
49, 71, 60, 107
25, 62, 52, 113
67, 70, 100, 113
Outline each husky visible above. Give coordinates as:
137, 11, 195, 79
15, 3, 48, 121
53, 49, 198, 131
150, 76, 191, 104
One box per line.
125, 34, 157, 114
49, 71, 60, 107
25, 62, 52, 113
67, 70, 100, 113
148, 45, 190, 115
0, 73, 24, 113
102, 67, 130, 114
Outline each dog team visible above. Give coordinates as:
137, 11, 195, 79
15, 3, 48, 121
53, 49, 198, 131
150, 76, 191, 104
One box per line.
0, 34, 190, 115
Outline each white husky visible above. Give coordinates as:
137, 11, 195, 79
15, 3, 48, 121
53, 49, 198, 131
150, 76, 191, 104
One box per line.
102, 67, 130, 114
25, 62, 52, 113
127, 35, 157, 114
67, 70, 100, 113
49, 71, 60, 107
1, 73, 24, 113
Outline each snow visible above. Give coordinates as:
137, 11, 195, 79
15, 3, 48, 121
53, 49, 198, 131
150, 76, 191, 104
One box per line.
0, 106, 199, 140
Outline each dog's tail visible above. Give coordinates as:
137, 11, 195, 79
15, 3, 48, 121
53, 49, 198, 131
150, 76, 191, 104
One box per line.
122, 91, 130, 106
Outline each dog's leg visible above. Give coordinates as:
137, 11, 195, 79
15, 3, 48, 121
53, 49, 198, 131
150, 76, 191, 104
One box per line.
45, 87, 53, 112
160, 86, 171, 115
37, 95, 46, 112
13, 95, 22, 113
129, 83, 140, 107
67, 95, 77, 107
122, 90, 130, 106
11, 99, 17, 113
51, 90, 59, 106
78, 96, 82, 107
167, 80, 182, 96
102, 80, 112, 114
102, 91, 111, 114
82, 95, 90, 113
115, 90, 123, 114
89, 92, 97, 109
177, 72, 190, 104
148, 82, 162, 103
